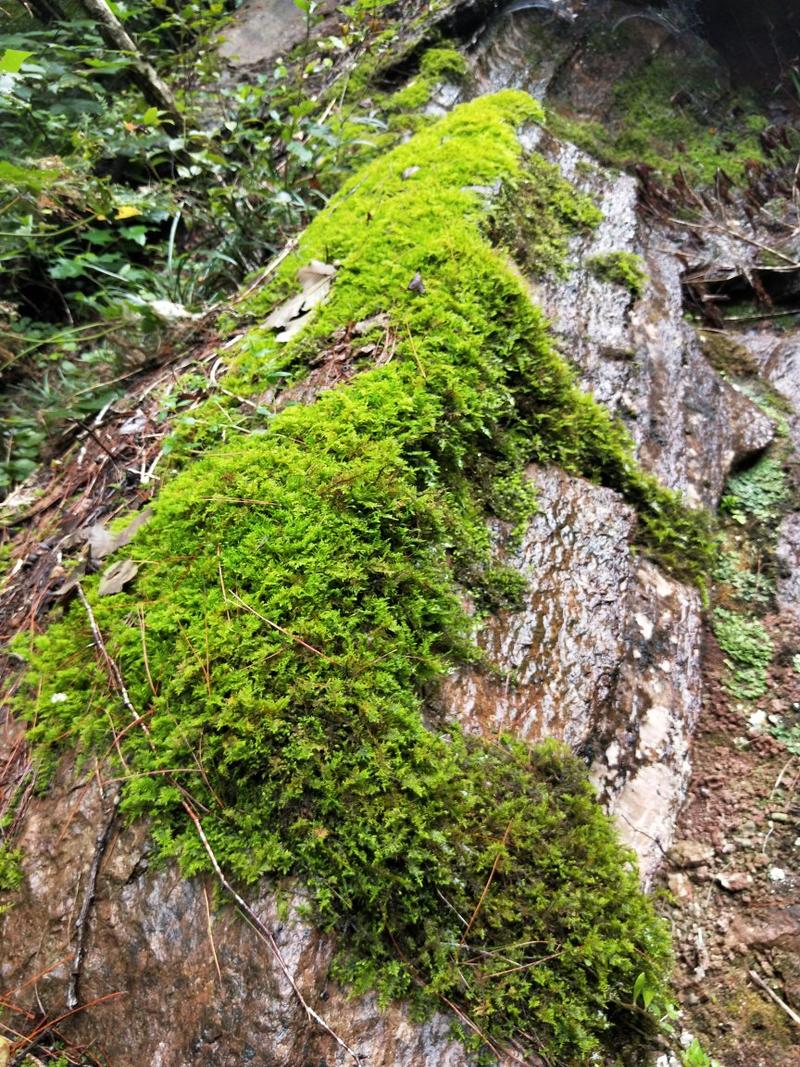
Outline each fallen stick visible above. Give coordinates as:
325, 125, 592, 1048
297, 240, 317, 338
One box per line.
9, 991, 124, 1067
748, 969, 800, 1027
67, 788, 120, 1009
182, 802, 362, 1064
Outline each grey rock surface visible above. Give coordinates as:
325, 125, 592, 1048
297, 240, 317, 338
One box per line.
440, 467, 703, 881
218, 0, 312, 67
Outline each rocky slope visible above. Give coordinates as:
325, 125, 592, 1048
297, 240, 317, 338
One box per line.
2, 2, 799, 1065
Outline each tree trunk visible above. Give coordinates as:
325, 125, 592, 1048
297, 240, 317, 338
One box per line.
25, 0, 66, 20
72, 0, 183, 132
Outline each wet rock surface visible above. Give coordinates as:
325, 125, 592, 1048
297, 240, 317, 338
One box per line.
1, 763, 472, 1067
440, 466, 637, 748
439, 467, 702, 880
506, 135, 773, 509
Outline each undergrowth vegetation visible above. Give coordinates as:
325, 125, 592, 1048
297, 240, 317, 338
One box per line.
0, 0, 396, 493
12, 93, 700, 1064
712, 382, 796, 723
713, 608, 774, 702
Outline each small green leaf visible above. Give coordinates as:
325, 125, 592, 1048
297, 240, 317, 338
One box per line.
0, 49, 33, 74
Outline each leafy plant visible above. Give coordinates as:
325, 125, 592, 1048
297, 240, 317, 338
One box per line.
713, 607, 773, 701
682, 1036, 718, 1067
720, 456, 789, 525
0, 0, 385, 495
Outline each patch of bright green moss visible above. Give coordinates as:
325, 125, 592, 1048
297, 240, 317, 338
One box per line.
16, 93, 694, 1063
419, 45, 467, 82
385, 46, 466, 113
587, 251, 648, 298
548, 52, 779, 185
0, 844, 23, 893
486, 155, 603, 279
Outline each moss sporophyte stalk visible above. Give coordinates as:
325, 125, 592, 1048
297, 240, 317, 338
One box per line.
15, 92, 711, 1062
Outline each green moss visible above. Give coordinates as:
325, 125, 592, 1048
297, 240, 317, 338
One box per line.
587, 252, 647, 298
0, 845, 23, 893
713, 607, 773, 701
548, 52, 780, 186
15, 93, 696, 1063
486, 156, 603, 279
419, 46, 467, 82
385, 45, 467, 114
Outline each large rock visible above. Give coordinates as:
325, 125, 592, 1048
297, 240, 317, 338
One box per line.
529, 134, 773, 507
6, 8, 788, 1062
440, 467, 703, 880
1, 762, 473, 1067
218, 0, 336, 68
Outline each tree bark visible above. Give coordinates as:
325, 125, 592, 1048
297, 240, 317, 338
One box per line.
72, 0, 183, 132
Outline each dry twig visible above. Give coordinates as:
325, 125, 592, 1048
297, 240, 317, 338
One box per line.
748, 969, 800, 1028
66, 788, 120, 1009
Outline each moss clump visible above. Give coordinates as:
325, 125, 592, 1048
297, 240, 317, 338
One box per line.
419, 45, 467, 82
0, 845, 23, 893
587, 251, 647, 298
16, 93, 692, 1063
713, 608, 773, 701
486, 155, 603, 279
385, 45, 467, 114
547, 51, 782, 186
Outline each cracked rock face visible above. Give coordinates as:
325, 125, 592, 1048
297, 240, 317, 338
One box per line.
440, 467, 702, 881
524, 133, 774, 508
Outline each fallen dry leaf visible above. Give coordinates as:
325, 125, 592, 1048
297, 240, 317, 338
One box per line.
265, 260, 337, 338
98, 557, 139, 596
85, 506, 153, 564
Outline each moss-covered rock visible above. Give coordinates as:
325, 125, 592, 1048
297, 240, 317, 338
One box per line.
587, 251, 648, 298
15, 92, 703, 1063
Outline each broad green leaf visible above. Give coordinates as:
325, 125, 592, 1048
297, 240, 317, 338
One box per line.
0, 49, 33, 74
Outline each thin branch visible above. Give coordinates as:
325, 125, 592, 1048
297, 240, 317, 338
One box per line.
203, 884, 223, 984
227, 589, 333, 662
9, 992, 124, 1067
77, 584, 138, 722
749, 969, 800, 1027
182, 802, 361, 1064
461, 818, 513, 943
67, 789, 120, 1009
